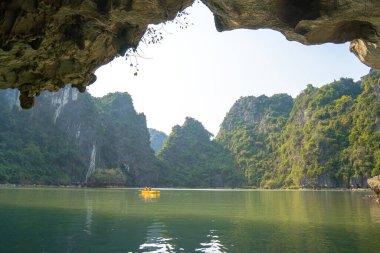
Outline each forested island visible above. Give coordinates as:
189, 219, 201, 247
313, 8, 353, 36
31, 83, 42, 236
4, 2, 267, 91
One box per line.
0, 70, 379, 189
217, 70, 379, 188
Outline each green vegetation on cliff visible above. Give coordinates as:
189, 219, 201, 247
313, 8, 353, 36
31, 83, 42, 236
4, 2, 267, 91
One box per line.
346, 70, 380, 178
87, 168, 126, 187
95, 93, 159, 186
0, 87, 158, 186
0, 90, 86, 185
158, 117, 242, 187
217, 70, 380, 188
269, 78, 362, 188
216, 94, 293, 187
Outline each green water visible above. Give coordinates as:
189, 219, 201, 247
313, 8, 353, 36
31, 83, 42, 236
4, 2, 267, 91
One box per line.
1, 188, 380, 253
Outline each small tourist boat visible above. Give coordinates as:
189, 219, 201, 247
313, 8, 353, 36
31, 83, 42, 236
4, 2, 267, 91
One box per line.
139, 188, 160, 195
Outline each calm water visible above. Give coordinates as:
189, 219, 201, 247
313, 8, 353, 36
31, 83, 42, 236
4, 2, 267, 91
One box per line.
1, 188, 380, 253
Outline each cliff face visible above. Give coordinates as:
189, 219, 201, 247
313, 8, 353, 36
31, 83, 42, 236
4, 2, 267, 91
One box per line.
218, 94, 294, 133
216, 94, 294, 187
217, 70, 380, 189
1, 0, 380, 108
0, 85, 158, 186
276, 79, 363, 188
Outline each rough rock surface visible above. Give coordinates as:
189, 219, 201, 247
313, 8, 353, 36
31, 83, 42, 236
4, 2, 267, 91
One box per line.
0, 0, 193, 108
350, 174, 369, 189
1, 0, 380, 108
368, 176, 380, 198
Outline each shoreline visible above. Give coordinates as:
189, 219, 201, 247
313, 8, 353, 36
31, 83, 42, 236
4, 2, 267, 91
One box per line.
0, 183, 374, 192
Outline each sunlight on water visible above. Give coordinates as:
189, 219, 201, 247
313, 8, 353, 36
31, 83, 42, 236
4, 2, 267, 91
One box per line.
84, 191, 93, 235
195, 229, 228, 253
139, 221, 176, 253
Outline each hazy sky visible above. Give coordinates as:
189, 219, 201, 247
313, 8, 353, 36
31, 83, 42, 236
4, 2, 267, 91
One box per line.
89, 2, 370, 135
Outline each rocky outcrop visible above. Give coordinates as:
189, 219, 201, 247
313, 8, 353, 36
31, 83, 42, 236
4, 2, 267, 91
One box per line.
368, 176, 380, 199
300, 174, 369, 189
0, 0, 193, 108
300, 174, 338, 189
1, 0, 380, 108
350, 174, 369, 189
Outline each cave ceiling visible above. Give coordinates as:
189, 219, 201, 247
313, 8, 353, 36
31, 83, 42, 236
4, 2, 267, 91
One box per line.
0, 0, 379, 108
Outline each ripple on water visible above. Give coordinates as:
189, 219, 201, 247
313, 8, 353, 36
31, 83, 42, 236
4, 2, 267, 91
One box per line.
138, 221, 177, 253
195, 229, 228, 253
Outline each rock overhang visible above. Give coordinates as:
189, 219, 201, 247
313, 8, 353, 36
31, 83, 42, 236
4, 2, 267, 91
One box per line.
0, 0, 379, 108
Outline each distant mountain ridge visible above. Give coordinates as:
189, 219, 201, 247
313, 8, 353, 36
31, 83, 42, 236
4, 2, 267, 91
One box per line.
148, 129, 168, 154
0, 70, 379, 189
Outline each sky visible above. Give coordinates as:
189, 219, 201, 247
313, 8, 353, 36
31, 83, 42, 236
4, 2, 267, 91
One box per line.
88, 2, 370, 136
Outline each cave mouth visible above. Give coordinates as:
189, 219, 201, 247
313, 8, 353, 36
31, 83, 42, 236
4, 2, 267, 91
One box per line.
0, 0, 379, 110
276, 0, 321, 27
89, 2, 371, 139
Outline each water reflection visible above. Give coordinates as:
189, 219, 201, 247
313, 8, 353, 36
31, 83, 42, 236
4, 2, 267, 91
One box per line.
195, 229, 227, 253
369, 200, 380, 223
83, 190, 93, 235
139, 220, 177, 253
139, 193, 161, 202
139, 189, 161, 203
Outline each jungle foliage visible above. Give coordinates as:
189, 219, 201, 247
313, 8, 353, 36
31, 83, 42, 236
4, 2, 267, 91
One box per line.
158, 117, 242, 188
217, 70, 380, 188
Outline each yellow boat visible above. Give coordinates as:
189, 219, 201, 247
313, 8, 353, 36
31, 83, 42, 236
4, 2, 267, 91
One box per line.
139, 189, 160, 195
